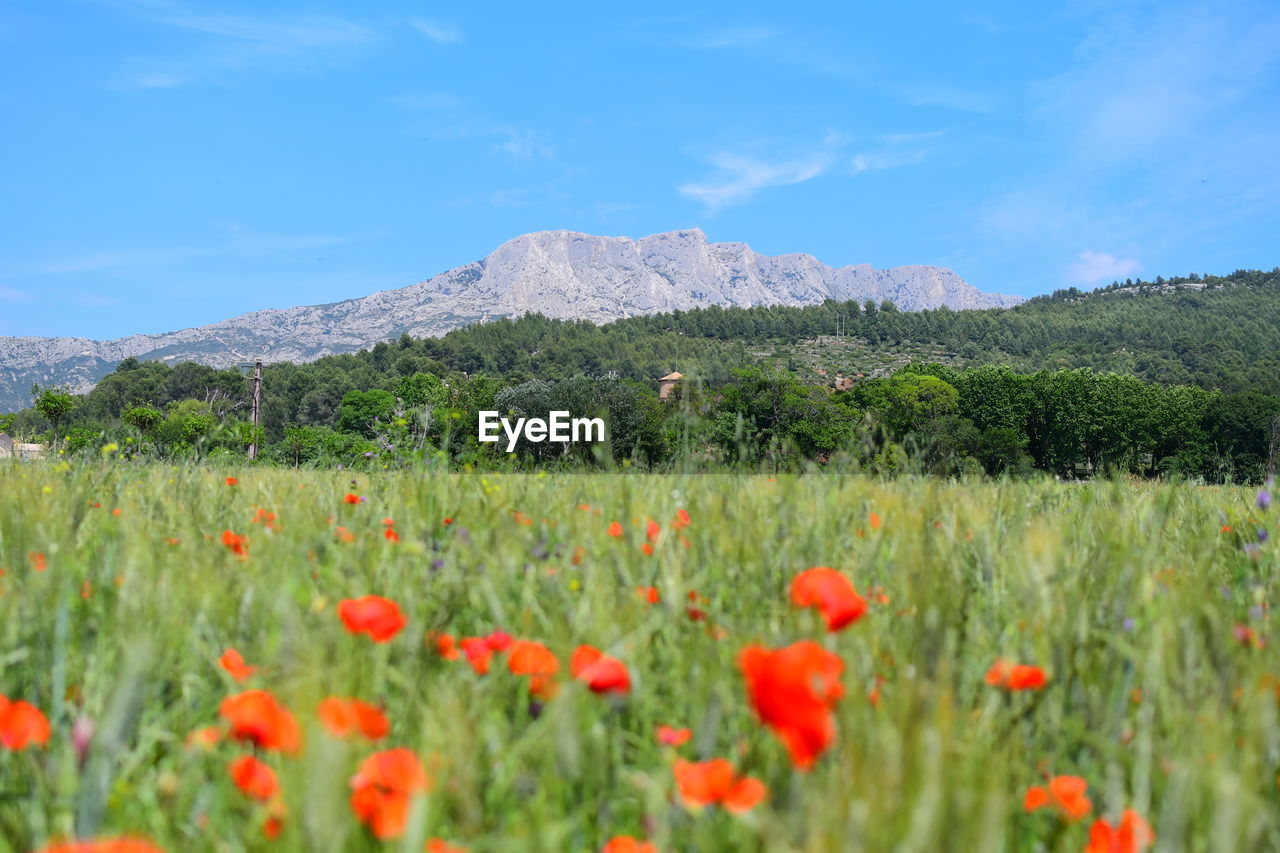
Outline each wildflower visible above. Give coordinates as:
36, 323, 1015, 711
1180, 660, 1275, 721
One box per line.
431, 633, 459, 660
636, 586, 660, 604
427, 841, 470, 853
33, 837, 168, 853
343, 493, 361, 504
219, 690, 301, 753
384, 528, 400, 543
686, 590, 708, 622
656, 725, 691, 746
985, 659, 1048, 690
219, 648, 256, 683
338, 596, 407, 642
570, 645, 631, 694
646, 520, 661, 542
349, 748, 430, 840
221, 530, 248, 558
459, 637, 494, 674
485, 630, 512, 651
790, 567, 868, 632
673, 508, 691, 529
641, 543, 654, 556
607, 521, 623, 538
1085, 809, 1154, 853
507, 640, 559, 698
185, 726, 221, 751
0, 696, 51, 749
229, 755, 279, 802
739, 641, 844, 770
226, 477, 238, 486
1260, 488, 1272, 510
602, 837, 658, 853
262, 798, 286, 839
72, 715, 94, 766
1023, 775, 1092, 820
29, 551, 47, 572
1233, 624, 1264, 649
672, 759, 767, 813
869, 512, 881, 530
317, 697, 390, 741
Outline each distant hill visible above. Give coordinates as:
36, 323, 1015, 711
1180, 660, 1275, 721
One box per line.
355, 267, 1280, 396
0, 228, 1019, 411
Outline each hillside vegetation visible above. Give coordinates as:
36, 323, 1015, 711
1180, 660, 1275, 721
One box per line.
3, 270, 1278, 482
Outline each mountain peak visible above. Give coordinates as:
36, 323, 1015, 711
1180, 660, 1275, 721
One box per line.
0, 228, 1022, 410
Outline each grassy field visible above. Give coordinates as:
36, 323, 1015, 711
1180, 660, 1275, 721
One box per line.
0, 462, 1276, 852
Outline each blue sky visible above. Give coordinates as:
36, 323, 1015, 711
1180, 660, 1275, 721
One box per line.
2, 0, 1278, 339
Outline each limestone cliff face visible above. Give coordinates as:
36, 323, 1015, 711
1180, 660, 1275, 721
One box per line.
0, 228, 1021, 409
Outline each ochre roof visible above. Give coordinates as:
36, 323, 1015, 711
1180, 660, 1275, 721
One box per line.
659, 372, 683, 381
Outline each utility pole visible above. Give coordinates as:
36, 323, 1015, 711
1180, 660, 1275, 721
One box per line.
248, 360, 262, 461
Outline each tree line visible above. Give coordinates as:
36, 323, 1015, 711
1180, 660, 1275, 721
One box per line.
2, 267, 1276, 480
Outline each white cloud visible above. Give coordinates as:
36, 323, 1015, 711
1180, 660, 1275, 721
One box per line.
850, 148, 926, 174
103, 0, 373, 88
409, 18, 462, 44
681, 131, 937, 212
492, 127, 554, 161
0, 285, 31, 303
4, 228, 350, 277
680, 27, 778, 49
901, 83, 997, 113
1067, 250, 1141, 286
679, 150, 835, 212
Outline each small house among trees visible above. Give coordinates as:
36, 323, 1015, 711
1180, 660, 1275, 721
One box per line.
0, 433, 44, 460
658, 372, 683, 401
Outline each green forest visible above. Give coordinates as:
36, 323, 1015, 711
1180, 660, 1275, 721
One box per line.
4, 268, 1278, 481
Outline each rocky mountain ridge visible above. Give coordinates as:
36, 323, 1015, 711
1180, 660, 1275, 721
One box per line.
0, 228, 1022, 410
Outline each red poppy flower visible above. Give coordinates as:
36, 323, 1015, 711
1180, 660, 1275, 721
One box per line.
656, 725, 691, 746
219, 689, 301, 753
459, 637, 494, 674
229, 755, 279, 802
673, 508, 691, 530
607, 521, 623, 538
0, 696, 51, 750
484, 630, 512, 651
426, 841, 470, 853
1023, 775, 1092, 820
672, 759, 767, 813
985, 659, 1048, 691
384, 528, 400, 543
185, 726, 221, 750
740, 641, 844, 770
318, 697, 390, 740
507, 640, 560, 698
790, 568, 868, 632
218, 648, 256, 682
601, 837, 658, 853
869, 512, 882, 530
29, 551, 47, 572
338, 596, 407, 643
431, 632, 459, 660
226, 477, 238, 486
33, 838, 168, 853
221, 530, 248, 558
636, 586, 660, 605
570, 646, 631, 694
349, 748, 430, 840
1085, 809, 1154, 853
686, 590, 707, 622
343, 493, 361, 504
646, 520, 661, 542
